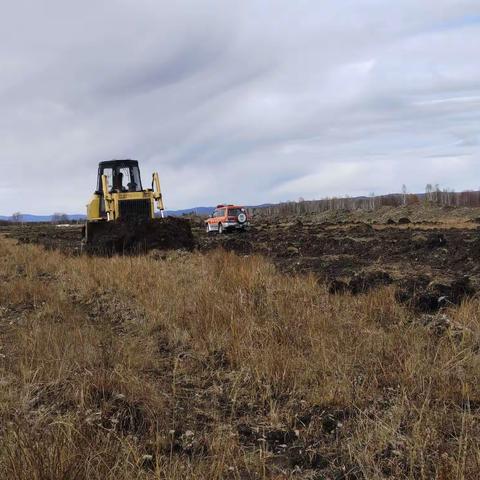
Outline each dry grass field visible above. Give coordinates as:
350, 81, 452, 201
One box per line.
0, 234, 480, 479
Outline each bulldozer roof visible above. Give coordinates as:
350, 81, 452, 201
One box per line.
98, 159, 139, 169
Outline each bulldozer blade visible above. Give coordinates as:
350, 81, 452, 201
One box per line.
84, 217, 194, 254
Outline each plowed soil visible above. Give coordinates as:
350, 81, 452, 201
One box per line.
1, 217, 194, 255
198, 219, 480, 312
2, 215, 479, 312
84, 217, 195, 254
0, 224, 83, 253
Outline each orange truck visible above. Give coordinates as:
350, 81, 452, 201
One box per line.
205, 204, 249, 234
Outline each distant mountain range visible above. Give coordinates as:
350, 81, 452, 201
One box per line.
0, 208, 217, 222
0, 204, 278, 222
166, 206, 216, 216
0, 214, 87, 222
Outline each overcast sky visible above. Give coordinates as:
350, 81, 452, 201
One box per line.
1, 0, 480, 214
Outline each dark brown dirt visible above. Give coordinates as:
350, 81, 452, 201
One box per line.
198, 219, 480, 312
3, 216, 480, 312
1, 218, 195, 255
0, 224, 84, 254
84, 217, 195, 254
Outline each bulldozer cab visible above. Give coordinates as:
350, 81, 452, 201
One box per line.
96, 160, 143, 194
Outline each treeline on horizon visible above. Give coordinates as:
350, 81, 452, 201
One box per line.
250, 185, 480, 216
4, 185, 480, 224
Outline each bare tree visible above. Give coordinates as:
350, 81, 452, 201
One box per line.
401, 184, 407, 205
425, 184, 433, 202
434, 184, 441, 204
51, 212, 69, 224
11, 212, 23, 223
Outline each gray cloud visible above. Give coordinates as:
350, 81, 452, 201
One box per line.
1, 0, 480, 214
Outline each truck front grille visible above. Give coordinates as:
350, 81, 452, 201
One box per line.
118, 199, 151, 221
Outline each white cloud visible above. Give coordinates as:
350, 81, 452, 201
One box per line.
0, 0, 480, 214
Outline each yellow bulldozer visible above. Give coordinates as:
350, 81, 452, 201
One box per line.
83, 159, 193, 253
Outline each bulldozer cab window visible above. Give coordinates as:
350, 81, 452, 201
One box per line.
97, 164, 143, 194
117, 166, 142, 192
101, 168, 114, 192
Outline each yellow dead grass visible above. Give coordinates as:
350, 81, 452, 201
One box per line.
0, 237, 479, 479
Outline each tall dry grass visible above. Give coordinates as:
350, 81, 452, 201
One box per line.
0, 237, 479, 479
